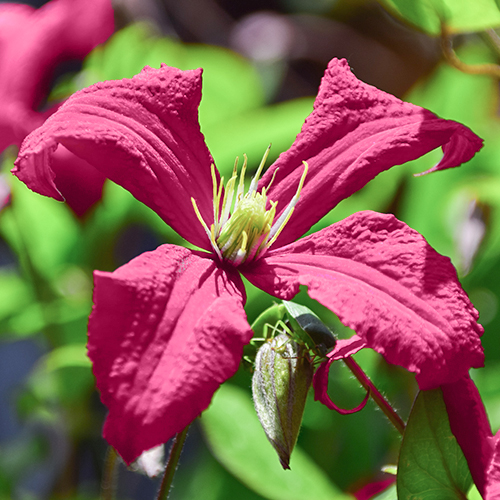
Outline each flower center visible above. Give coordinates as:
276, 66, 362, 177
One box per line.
192, 146, 307, 266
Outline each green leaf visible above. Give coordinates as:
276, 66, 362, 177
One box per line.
407, 43, 498, 127
372, 483, 397, 500
378, 0, 500, 35
397, 389, 473, 500
80, 23, 313, 178
41, 344, 91, 371
0, 270, 35, 323
467, 484, 482, 499
398, 42, 498, 265
1, 172, 81, 280
203, 97, 313, 177
201, 383, 352, 500
82, 23, 265, 127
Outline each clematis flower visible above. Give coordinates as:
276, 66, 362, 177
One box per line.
12, 58, 484, 464
0, 0, 114, 215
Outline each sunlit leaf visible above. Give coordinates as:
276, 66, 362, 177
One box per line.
82, 23, 265, 127
203, 97, 314, 176
78, 23, 313, 178
372, 483, 397, 499
0, 171, 81, 280
467, 484, 482, 499
378, 0, 500, 34
27, 344, 94, 408
5, 297, 90, 337
400, 42, 498, 263
397, 389, 473, 499
0, 270, 35, 324
42, 344, 91, 371
201, 383, 352, 500
408, 44, 497, 127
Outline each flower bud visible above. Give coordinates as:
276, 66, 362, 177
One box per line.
252, 333, 313, 469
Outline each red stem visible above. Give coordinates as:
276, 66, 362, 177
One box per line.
343, 356, 405, 435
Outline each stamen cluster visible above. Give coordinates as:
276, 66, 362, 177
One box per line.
192, 147, 307, 266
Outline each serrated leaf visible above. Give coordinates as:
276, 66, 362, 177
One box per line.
201, 383, 352, 500
379, 0, 500, 35
397, 389, 473, 500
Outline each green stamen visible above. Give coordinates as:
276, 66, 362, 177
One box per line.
192, 147, 307, 266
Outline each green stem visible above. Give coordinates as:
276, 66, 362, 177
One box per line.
343, 356, 405, 436
101, 447, 119, 500
156, 425, 190, 500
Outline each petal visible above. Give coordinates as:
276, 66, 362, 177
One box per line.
242, 211, 484, 389
87, 245, 253, 464
49, 146, 105, 217
312, 350, 370, 415
324, 335, 367, 362
353, 478, 396, 500
486, 432, 500, 499
13, 64, 215, 250
260, 58, 483, 248
0, 0, 114, 149
441, 375, 494, 498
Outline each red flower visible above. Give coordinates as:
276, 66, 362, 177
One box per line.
0, 0, 114, 215
13, 59, 484, 464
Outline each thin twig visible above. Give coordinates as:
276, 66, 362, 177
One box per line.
441, 23, 500, 78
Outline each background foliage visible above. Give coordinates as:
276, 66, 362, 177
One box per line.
1, 0, 499, 499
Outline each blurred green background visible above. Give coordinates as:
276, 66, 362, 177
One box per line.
1, 0, 499, 499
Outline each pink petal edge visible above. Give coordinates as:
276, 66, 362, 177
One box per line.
243, 211, 484, 390
13, 64, 215, 249
312, 336, 369, 411
441, 375, 495, 498
260, 58, 483, 248
88, 245, 253, 464
486, 431, 500, 499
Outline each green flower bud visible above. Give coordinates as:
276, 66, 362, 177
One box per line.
252, 334, 313, 469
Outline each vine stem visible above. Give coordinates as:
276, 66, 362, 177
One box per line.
441, 22, 500, 78
343, 356, 406, 436
156, 424, 190, 500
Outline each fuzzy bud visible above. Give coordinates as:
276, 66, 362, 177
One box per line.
252, 333, 313, 469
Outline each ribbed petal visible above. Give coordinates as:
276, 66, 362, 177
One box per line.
49, 145, 106, 217
242, 211, 484, 389
441, 375, 494, 498
260, 58, 483, 248
0, 0, 114, 149
13, 65, 215, 249
87, 245, 253, 464
486, 432, 500, 499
